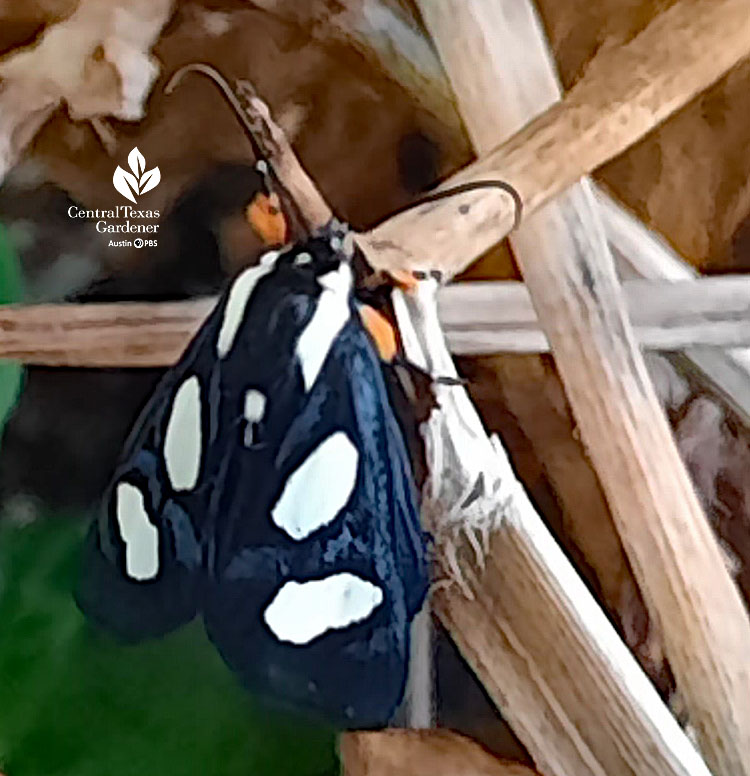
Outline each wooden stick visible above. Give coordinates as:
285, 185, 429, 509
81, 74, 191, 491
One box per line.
599, 190, 750, 426
0, 299, 213, 367
416, 1, 750, 773
340, 729, 539, 776
440, 277, 750, 354
361, 0, 750, 278
5, 276, 750, 366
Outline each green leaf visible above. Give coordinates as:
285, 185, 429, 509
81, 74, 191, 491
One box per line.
0, 515, 338, 776
0, 222, 24, 433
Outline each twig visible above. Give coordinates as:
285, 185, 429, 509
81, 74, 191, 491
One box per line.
0, 299, 212, 367
598, 190, 750, 426
4, 277, 750, 366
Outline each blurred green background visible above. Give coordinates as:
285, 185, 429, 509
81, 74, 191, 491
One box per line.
0, 224, 337, 776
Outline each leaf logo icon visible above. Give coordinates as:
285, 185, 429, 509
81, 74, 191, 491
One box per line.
113, 146, 161, 203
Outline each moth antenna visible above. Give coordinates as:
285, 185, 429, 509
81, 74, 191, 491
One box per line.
165, 62, 311, 241
165, 63, 266, 163
391, 179, 524, 231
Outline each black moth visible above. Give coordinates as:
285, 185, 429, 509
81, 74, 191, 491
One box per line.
76, 220, 430, 728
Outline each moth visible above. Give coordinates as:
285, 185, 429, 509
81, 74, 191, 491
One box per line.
76, 210, 432, 728
76, 64, 522, 729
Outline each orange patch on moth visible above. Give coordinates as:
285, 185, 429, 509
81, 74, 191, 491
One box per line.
359, 305, 398, 362
246, 192, 288, 246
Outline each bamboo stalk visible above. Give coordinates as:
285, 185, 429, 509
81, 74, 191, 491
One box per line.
5, 276, 750, 366
416, 1, 750, 773
362, 0, 750, 278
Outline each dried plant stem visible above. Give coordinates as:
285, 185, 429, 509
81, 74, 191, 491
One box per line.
5, 277, 750, 366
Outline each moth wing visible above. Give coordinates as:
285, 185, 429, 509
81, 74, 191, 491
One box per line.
77, 238, 429, 727
203, 317, 430, 728
76, 251, 321, 641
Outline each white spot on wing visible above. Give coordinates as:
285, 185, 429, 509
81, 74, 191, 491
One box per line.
296, 262, 351, 390
243, 388, 266, 446
271, 431, 358, 540
217, 257, 277, 358
260, 250, 280, 267
116, 482, 159, 580
164, 375, 202, 491
263, 573, 383, 644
